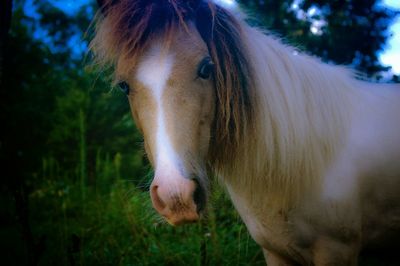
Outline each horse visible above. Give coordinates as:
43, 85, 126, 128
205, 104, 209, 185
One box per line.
90, 0, 400, 264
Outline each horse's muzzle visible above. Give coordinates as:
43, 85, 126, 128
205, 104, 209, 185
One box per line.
150, 175, 201, 226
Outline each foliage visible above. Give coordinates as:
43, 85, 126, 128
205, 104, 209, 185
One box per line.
30, 160, 264, 265
239, 0, 399, 77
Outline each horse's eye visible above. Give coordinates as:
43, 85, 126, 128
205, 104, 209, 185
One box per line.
117, 81, 130, 95
197, 57, 214, 79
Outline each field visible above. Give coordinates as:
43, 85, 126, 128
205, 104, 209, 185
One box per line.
24, 164, 265, 265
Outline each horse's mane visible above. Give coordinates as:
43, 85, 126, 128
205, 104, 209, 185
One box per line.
224, 27, 357, 209
91, 0, 358, 210
90, 0, 254, 164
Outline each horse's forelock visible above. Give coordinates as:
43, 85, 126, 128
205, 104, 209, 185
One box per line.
92, 0, 254, 164
194, 4, 253, 165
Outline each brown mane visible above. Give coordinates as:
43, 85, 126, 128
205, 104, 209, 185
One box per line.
90, 0, 254, 166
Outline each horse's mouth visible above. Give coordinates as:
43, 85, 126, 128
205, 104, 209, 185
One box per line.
164, 213, 200, 226
161, 182, 206, 226
162, 206, 201, 226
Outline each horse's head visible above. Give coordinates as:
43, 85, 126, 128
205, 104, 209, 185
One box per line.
92, 0, 252, 225
129, 30, 215, 225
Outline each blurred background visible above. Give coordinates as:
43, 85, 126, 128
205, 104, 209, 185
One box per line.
0, 0, 399, 265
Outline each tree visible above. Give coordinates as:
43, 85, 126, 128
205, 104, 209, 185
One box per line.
1, 2, 147, 264
239, 0, 398, 76
0, 0, 13, 81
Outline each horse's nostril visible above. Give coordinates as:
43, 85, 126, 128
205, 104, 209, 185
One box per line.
150, 177, 202, 225
150, 185, 167, 212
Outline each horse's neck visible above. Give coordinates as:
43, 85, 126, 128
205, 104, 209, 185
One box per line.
218, 26, 360, 210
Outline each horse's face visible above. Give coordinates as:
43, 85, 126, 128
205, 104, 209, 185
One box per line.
124, 28, 215, 225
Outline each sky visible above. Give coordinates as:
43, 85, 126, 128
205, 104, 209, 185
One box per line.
379, 0, 400, 74
47, 0, 90, 15
25, 0, 400, 74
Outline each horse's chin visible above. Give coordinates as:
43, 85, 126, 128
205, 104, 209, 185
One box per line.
162, 197, 206, 226
163, 175, 208, 227
164, 212, 200, 226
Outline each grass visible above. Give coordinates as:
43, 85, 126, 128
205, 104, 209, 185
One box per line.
20, 153, 392, 266
27, 154, 265, 266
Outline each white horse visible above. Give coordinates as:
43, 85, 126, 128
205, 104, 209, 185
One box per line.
91, 0, 400, 264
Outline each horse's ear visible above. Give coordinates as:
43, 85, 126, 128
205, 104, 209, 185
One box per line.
97, 0, 115, 15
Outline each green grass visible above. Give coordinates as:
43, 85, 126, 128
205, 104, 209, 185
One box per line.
28, 156, 265, 265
